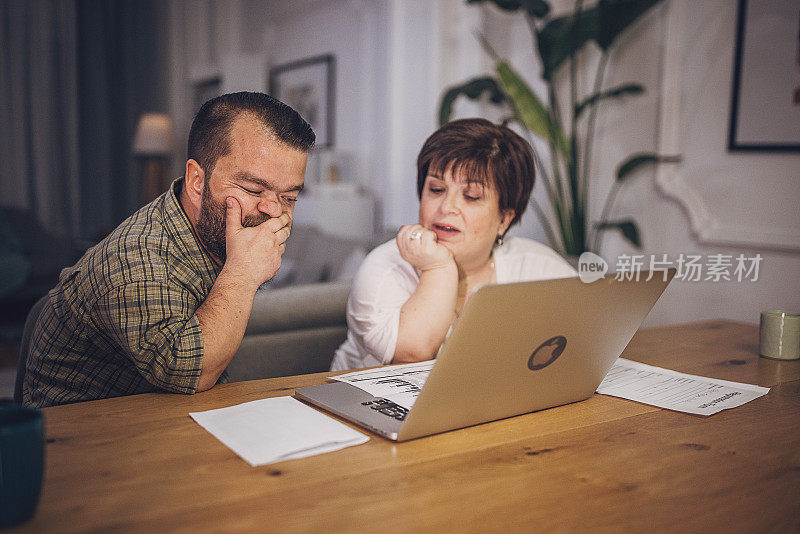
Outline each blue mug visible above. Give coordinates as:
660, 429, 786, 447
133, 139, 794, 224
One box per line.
0, 404, 45, 528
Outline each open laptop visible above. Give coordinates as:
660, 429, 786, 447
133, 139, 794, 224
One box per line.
295, 270, 675, 441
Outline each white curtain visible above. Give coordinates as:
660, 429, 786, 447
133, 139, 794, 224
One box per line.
0, 0, 80, 237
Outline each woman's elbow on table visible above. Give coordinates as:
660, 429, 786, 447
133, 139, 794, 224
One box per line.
392, 339, 437, 364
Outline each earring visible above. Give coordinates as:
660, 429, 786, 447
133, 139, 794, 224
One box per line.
495, 235, 504, 247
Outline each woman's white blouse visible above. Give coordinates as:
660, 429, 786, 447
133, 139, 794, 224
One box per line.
329, 236, 577, 371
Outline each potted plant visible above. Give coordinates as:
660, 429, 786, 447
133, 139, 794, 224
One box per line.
439, 0, 680, 257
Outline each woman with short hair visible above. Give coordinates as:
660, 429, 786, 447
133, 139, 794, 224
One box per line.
331, 118, 575, 371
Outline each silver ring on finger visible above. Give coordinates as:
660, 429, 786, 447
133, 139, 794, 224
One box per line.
409, 230, 422, 241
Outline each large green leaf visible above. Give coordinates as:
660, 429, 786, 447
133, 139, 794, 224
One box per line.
616, 153, 681, 182
438, 76, 507, 126
596, 220, 641, 248
467, 0, 550, 18
597, 0, 663, 50
536, 8, 599, 81
474, 34, 570, 157
536, 0, 664, 80
495, 61, 570, 157
574, 83, 643, 119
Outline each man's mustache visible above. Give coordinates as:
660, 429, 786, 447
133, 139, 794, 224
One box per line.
241, 212, 271, 228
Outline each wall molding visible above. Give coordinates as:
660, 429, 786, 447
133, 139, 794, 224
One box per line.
655, 0, 800, 252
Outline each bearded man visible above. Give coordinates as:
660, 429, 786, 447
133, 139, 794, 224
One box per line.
23, 92, 314, 407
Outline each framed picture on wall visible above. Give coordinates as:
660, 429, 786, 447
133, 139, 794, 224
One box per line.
193, 76, 222, 113
728, 0, 800, 151
269, 55, 335, 148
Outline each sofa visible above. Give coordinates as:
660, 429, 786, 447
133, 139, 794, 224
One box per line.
0, 208, 91, 348
224, 280, 352, 381
224, 224, 383, 382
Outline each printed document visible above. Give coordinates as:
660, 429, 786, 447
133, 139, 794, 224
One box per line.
190, 396, 368, 466
331, 361, 434, 409
333, 358, 769, 416
596, 358, 769, 415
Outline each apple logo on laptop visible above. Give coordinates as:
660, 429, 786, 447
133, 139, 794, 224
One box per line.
527, 336, 567, 370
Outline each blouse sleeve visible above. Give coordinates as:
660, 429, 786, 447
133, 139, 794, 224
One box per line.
344, 244, 416, 365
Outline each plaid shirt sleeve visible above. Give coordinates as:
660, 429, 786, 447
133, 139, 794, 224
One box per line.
93, 280, 204, 394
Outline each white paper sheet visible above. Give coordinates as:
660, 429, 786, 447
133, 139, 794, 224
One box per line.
189, 396, 368, 466
333, 358, 769, 417
596, 358, 769, 415
331, 361, 434, 409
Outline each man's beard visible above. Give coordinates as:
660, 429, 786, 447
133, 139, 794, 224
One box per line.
195, 178, 271, 263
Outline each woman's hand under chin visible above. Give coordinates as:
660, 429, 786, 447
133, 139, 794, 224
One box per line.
396, 224, 455, 272
394, 224, 459, 364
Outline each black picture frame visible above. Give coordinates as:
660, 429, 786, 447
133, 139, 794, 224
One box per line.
728, 0, 800, 152
269, 55, 335, 148
193, 76, 222, 114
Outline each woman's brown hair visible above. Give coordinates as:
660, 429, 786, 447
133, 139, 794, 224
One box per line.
416, 118, 536, 232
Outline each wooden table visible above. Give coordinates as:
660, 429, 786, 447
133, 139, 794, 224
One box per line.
12, 320, 800, 532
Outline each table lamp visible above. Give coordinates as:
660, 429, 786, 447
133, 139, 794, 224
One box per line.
132, 113, 174, 205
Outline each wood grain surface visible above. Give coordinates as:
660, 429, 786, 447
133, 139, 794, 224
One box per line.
10, 320, 800, 533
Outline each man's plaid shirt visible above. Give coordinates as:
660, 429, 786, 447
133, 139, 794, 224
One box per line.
24, 178, 221, 407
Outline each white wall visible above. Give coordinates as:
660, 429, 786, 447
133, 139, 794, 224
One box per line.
169, 0, 447, 231
259, 0, 383, 186
480, 0, 800, 327
167, 0, 800, 327
643, 0, 800, 325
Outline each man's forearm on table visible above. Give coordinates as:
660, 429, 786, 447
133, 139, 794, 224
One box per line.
194, 269, 258, 391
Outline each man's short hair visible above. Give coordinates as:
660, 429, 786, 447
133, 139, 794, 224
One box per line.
416, 118, 536, 231
188, 91, 315, 176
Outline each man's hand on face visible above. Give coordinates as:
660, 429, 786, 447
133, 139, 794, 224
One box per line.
222, 196, 290, 289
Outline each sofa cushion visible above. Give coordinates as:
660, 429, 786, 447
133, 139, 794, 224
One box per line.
247, 281, 351, 334
280, 225, 367, 286
225, 280, 352, 382
226, 326, 347, 381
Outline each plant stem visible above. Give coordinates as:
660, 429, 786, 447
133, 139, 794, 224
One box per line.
538, 16, 572, 255
520, 123, 560, 221
520, 123, 567, 253
562, 0, 584, 256
530, 198, 560, 252
546, 84, 573, 253
546, 132, 572, 253
593, 179, 622, 253
546, 84, 567, 204
533, 14, 567, 210
569, 0, 582, 192
533, 154, 567, 249
583, 51, 609, 251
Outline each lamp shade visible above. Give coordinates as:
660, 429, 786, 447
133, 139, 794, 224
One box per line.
132, 113, 174, 156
